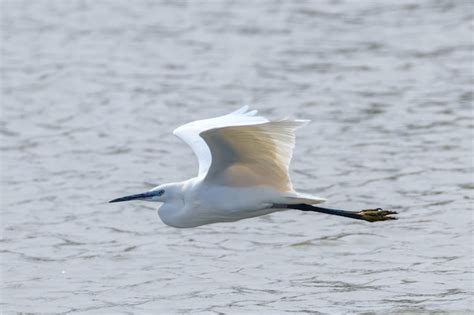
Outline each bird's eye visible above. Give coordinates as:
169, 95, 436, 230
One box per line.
158, 189, 165, 196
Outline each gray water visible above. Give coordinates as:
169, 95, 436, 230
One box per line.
1, 0, 473, 314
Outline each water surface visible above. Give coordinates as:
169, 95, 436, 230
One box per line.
1, 0, 473, 313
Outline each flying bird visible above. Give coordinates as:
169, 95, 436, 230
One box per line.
110, 106, 397, 228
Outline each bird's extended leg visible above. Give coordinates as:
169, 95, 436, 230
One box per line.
281, 204, 397, 222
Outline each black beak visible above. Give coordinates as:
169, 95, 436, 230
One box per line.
109, 191, 155, 203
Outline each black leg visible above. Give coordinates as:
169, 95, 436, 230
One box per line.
282, 204, 397, 222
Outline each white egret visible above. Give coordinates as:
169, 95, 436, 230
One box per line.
110, 106, 397, 228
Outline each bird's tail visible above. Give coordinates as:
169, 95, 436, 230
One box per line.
282, 192, 326, 205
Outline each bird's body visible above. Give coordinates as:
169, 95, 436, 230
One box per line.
157, 180, 277, 228
110, 106, 396, 227
156, 179, 322, 228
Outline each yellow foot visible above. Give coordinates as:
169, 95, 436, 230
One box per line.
357, 208, 398, 222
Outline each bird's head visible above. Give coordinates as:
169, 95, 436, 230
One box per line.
109, 184, 173, 203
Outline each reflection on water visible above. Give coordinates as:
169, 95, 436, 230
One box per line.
1, 0, 473, 313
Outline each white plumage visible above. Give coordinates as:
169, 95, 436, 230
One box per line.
110, 106, 397, 227
176, 106, 307, 191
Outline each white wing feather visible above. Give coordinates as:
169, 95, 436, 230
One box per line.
200, 119, 308, 192
174, 106, 311, 193
173, 106, 268, 176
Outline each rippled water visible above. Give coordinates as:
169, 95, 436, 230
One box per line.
1, 0, 473, 313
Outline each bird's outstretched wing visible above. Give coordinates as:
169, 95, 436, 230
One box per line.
201, 119, 308, 192
174, 106, 308, 192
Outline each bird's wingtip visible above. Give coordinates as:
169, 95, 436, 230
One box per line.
231, 105, 250, 115
229, 105, 261, 117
